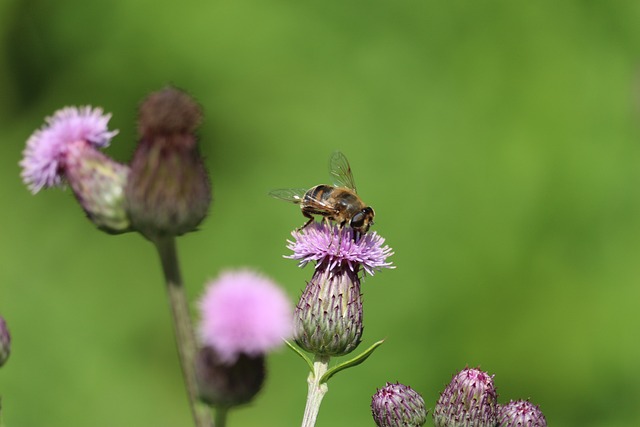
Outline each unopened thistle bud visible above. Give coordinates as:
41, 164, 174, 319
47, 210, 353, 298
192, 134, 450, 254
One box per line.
20, 106, 129, 233
371, 382, 428, 427
126, 87, 211, 241
497, 400, 547, 427
0, 316, 11, 367
433, 367, 498, 427
286, 222, 393, 357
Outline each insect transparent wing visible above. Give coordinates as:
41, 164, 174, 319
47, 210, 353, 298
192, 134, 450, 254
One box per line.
269, 188, 308, 203
329, 151, 357, 192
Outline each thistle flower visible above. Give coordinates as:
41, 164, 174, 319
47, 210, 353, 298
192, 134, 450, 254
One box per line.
371, 382, 428, 427
0, 316, 11, 367
125, 87, 211, 241
197, 269, 293, 363
20, 106, 118, 193
195, 269, 292, 407
20, 106, 130, 233
433, 367, 498, 427
497, 400, 547, 427
286, 222, 394, 276
287, 222, 393, 356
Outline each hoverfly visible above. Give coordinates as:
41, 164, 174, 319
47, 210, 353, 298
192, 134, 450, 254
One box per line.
270, 151, 375, 239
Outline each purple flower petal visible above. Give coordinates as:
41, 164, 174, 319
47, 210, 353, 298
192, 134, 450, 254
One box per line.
20, 106, 118, 193
286, 222, 394, 276
198, 269, 293, 364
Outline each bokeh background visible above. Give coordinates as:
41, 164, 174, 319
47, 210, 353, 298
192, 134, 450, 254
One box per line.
1, 1, 640, 426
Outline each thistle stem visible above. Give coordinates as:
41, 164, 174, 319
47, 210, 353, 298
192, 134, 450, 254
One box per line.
300, 355, 330, 427
154, 236, 213, 427
214, 407, 228, 427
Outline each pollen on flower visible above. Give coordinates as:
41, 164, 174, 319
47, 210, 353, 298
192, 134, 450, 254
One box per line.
20, 106, 118, 193
198, 269, 293, 364
285, 222, 394, 276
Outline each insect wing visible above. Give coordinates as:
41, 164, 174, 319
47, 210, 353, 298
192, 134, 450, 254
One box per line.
329, 151, 357, 192
269, 188, 308, 204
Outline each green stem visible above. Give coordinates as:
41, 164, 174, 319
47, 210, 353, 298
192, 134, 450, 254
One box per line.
300, 355, 330, 427
214, 407, 228, 427
154, 236, 213, 427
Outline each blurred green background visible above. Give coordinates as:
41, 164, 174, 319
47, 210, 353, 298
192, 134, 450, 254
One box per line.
1, 0, 639, 426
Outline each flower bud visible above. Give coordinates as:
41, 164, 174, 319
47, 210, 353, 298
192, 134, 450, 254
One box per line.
371, 382, 428, 427
433, 367, 498, 427
294, 267, 363, 357
497, 400, 547, 427
0, 316, 11, 367
195, 346, 265, 408
126, 87, 211, 241
64, 140, 131, 234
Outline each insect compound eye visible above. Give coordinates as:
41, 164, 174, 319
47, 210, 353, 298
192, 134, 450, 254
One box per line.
350, 212, 365, 229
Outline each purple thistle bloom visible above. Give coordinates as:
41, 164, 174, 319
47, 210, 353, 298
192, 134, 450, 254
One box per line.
497, 400, 547, 427
286, 222, 394, 276
20, 106, 118, 193
285, 222, 394, 356
198, 269, 293, 364
288, 222, 394, 356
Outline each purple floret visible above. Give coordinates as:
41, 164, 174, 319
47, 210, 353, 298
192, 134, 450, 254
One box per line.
20, 106, 118, 193
286, 222, 394, 276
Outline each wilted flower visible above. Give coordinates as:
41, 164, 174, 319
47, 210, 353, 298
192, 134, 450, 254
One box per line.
20, 106, 130, 233
497, 400, 547, 427
371, 382, 427, 427
0, 316, 11, 367
433, 367, 498, 427
287, 222, 393, 357
125, 87, 211, 240
195, 269, 292, 408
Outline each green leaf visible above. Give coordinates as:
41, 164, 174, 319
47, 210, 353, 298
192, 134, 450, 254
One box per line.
285, 339, 314, 372
320, 339, 385, 383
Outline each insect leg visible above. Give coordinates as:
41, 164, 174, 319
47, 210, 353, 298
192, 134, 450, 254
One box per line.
297, 211, 315, 231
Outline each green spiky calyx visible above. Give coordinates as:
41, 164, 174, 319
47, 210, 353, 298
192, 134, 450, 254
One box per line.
65, 140, 131, 234
195, 346, 265, 408
294, 267, 363, 357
